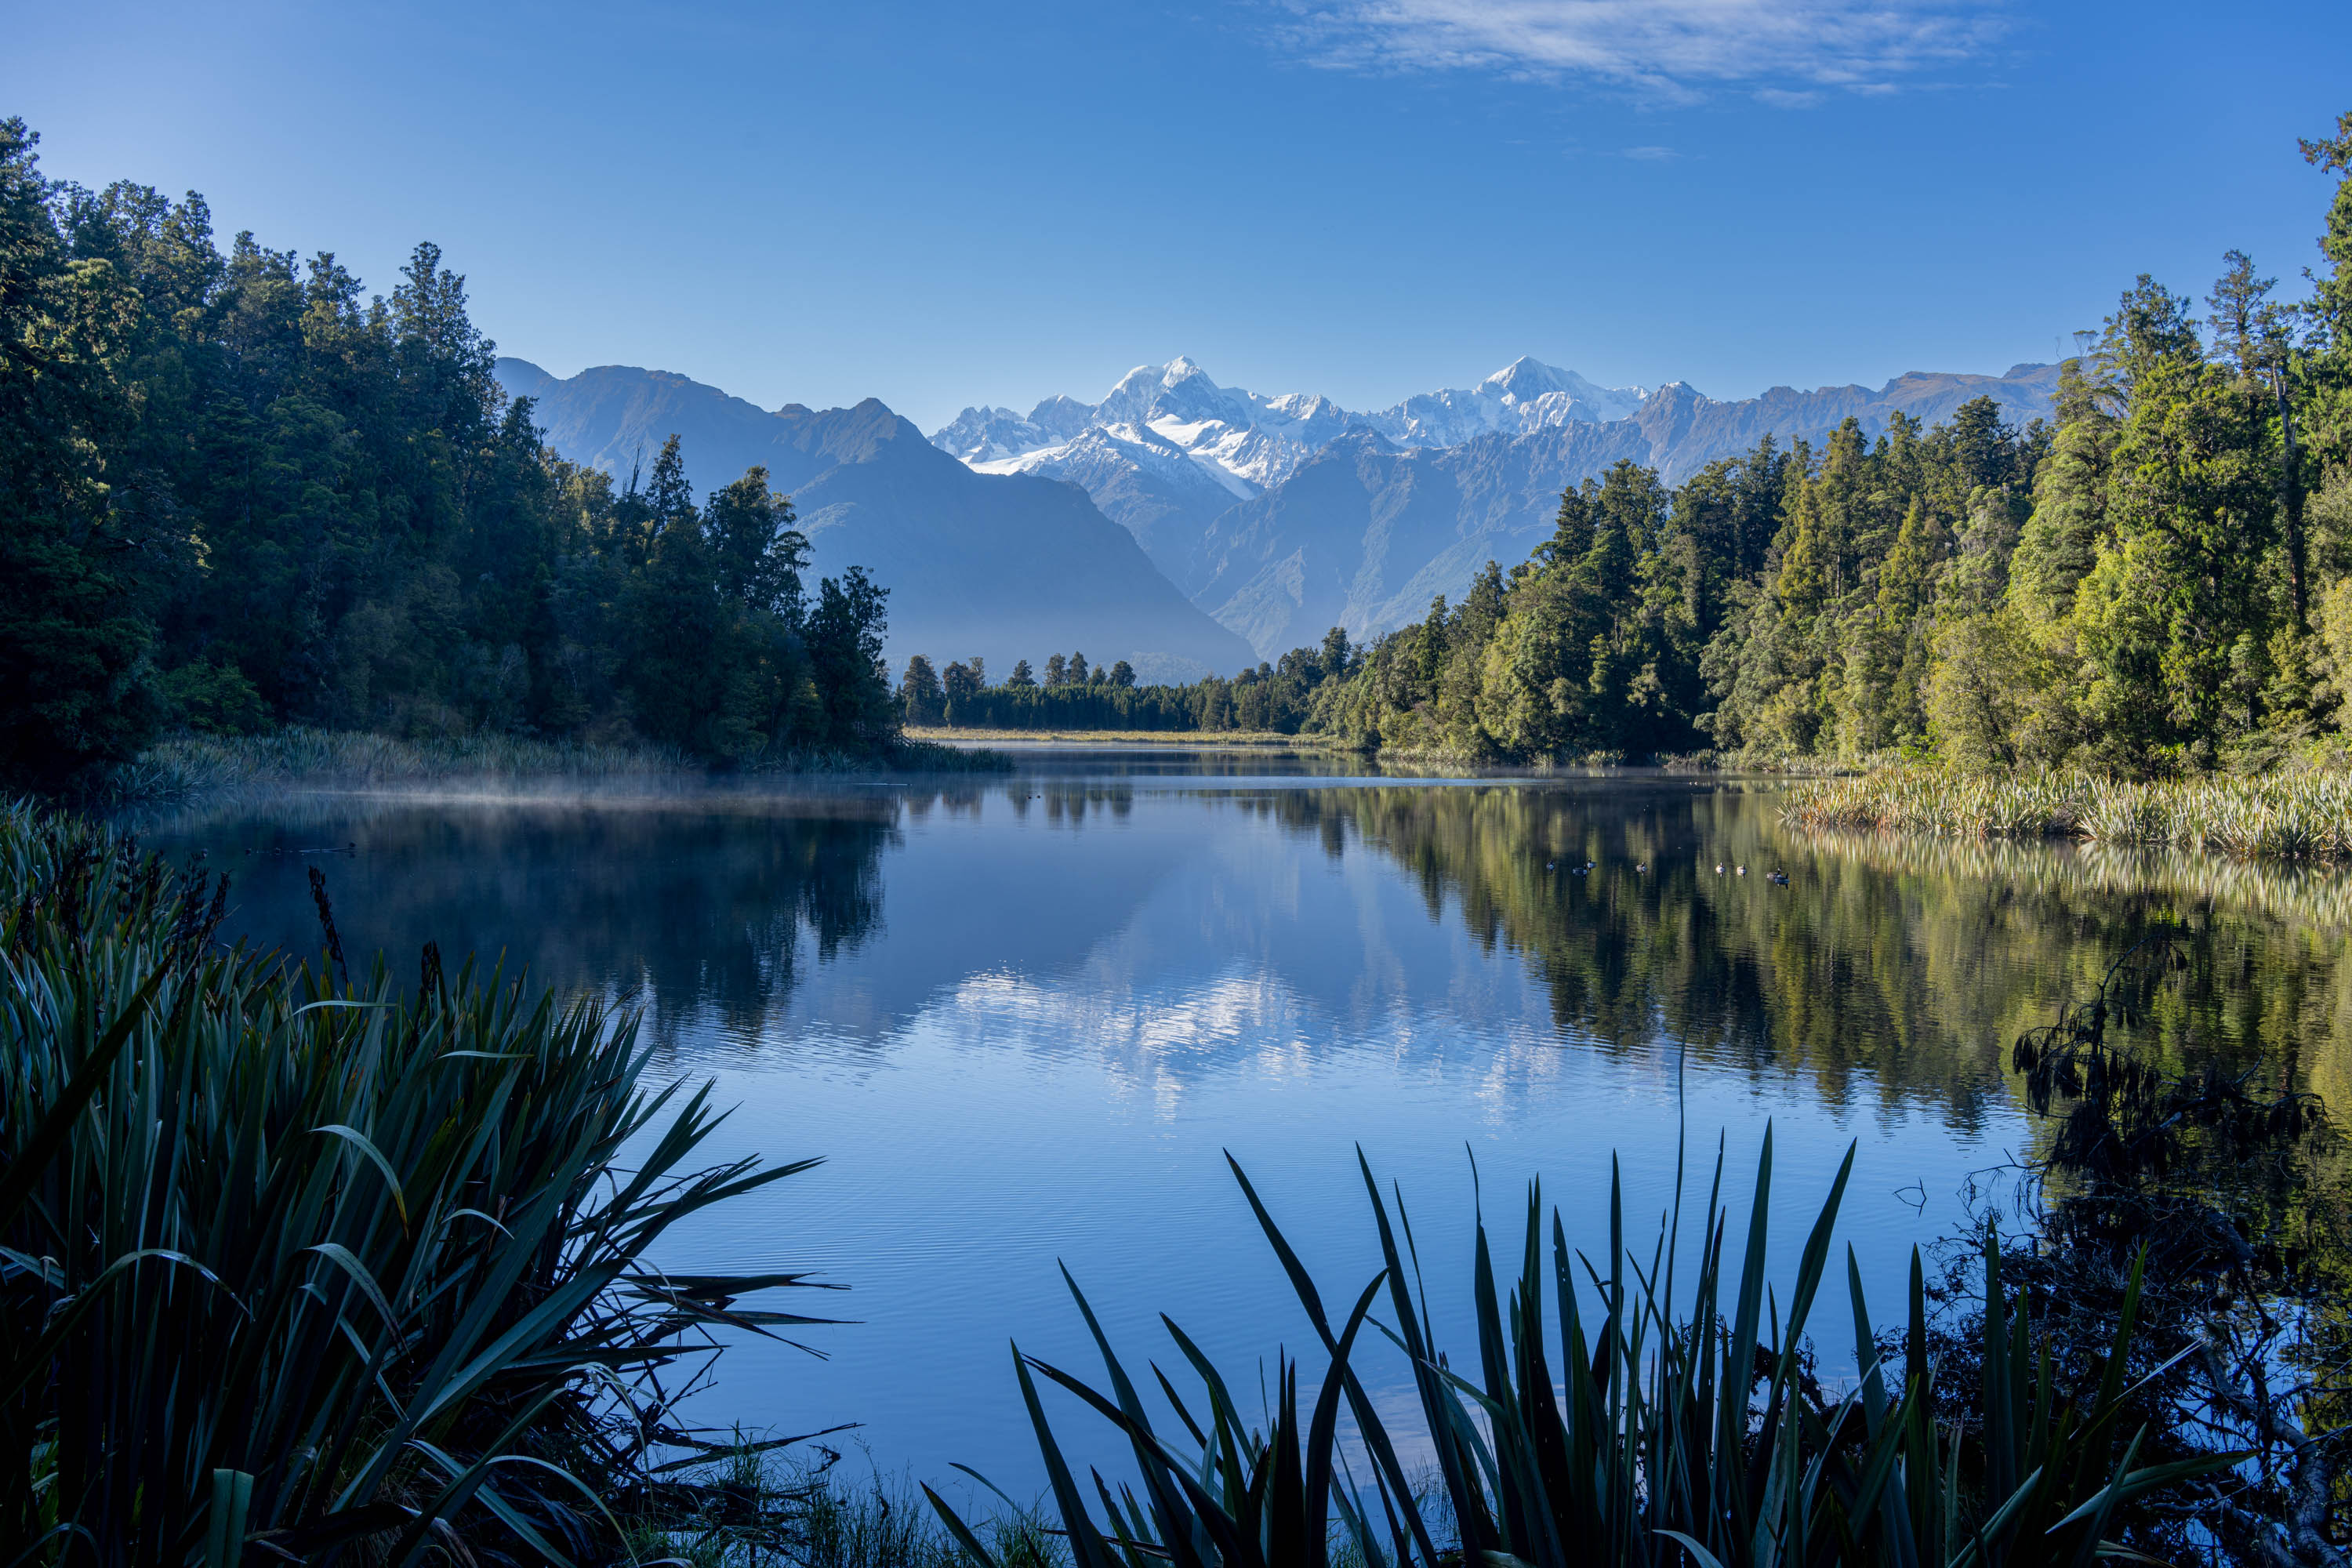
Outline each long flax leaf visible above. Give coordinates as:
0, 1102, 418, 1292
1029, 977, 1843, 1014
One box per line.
0, 804, 822, 1564
943, 1133, 2244, 1568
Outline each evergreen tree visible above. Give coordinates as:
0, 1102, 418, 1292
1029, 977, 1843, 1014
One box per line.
646, 434, 697, 541
941, 657, 983, 720
703, 465, 808, 619
0, 120, 162, 789
806, 566, 893, 750
0, 118, 906, 775
901, 655, 945, 725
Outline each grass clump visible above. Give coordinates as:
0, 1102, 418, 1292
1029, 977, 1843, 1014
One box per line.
1784, 764, 2352, 858
0, 802, 825, 1564
935, 1134, 2236, 1568
880, 738, 1017, 774
622, 1439, 1062, 1567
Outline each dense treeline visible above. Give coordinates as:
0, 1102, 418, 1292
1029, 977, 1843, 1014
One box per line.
1299, 117, 2352, 771
1300, 405, 2045, 760
898, 630, 1356, 732
0, 118, 896, 791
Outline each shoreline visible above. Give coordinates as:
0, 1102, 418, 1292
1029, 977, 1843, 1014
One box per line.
95, 727, 1012, 807
903, 725, 1352, 748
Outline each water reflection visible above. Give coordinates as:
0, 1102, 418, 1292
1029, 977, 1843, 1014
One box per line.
127, 764, 2352, 1490
1264, 783, 2352, 1122
134, 789, 898, 1040
136, 771, 2352, 1114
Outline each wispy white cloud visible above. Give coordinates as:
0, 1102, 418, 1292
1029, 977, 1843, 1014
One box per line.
1276, 1, 2007, 99
1621, 144, 1679, 160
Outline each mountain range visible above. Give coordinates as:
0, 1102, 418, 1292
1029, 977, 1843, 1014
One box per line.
928, 357, 2060, 659
495, 359, 1256, 681
496, 353, 2060, 674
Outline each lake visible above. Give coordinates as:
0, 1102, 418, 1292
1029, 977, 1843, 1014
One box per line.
132, 750, 2352, 1501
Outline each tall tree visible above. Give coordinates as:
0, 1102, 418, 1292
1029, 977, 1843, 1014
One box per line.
703, 465, 808, 618
0, 119, 161, 788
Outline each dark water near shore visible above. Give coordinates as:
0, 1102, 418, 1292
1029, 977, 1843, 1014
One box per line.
132, 751, 2352, 1497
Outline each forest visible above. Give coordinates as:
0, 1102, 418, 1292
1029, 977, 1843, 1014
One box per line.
912, 115, 2352, 778
1320, 118, 2352, 772
20, 100, 2352, 788
0, 118, 899, 793
896, 631, 1352, 733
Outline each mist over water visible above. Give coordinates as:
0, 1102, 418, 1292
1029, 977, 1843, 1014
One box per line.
134, 752, 2352, 1497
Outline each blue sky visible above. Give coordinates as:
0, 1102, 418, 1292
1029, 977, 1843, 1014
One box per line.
8, 1, 2349, 430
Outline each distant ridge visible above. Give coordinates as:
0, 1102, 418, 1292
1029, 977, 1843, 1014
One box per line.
497, 359, 1258, 681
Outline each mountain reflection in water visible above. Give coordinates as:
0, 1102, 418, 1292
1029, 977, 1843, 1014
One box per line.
131, 760, 2352, 1491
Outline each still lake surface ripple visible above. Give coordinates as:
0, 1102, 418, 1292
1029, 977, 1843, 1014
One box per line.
139, 748, 2352, 1497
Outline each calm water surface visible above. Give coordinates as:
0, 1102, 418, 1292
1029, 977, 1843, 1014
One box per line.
136, 751, 2352, 1495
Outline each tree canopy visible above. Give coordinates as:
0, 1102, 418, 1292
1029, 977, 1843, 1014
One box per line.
0, 119, 897, 789
1299, 115, 2352, 773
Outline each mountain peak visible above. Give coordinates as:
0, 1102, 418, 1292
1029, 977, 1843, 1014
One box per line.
930, 354, 1655, 499
1480, 355, 1569, 395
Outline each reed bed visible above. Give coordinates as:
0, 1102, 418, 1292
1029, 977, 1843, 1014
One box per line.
1784, 766, 2352, 858
0, 802, 819, 1564
619, 1445, 1062, 1568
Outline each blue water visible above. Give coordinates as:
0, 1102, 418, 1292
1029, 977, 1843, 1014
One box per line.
144, 753, 2163, 1501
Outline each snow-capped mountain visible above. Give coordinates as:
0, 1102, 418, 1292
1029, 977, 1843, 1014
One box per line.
930, 354, 2062, 661
1374, 357, 1650, 446
928, 355, 1652, 587
932, 354, 1648, 499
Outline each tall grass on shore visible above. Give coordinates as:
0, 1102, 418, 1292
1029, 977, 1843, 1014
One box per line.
934, 1134, 2233, 1567
1784, 766, 2352, 858
0, 803, 824, 1564
622, 1443, 1062, 1568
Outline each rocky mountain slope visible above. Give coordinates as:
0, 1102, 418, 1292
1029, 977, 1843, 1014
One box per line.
496, 360, 1257, 680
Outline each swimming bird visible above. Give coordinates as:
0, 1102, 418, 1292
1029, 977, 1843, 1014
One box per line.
1635, 862, 1648, 873
1768, 869, 1789, 885
1714, 862, 1724, 874
1736, 865, 1746, 876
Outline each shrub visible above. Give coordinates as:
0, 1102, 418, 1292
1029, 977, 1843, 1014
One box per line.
934, 1134, 2236, 1567
0, 803, 820, 1564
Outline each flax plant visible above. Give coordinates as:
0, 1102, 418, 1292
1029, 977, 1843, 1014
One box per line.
0, 804, 824, 1565
935, 1134, 2237, 1567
